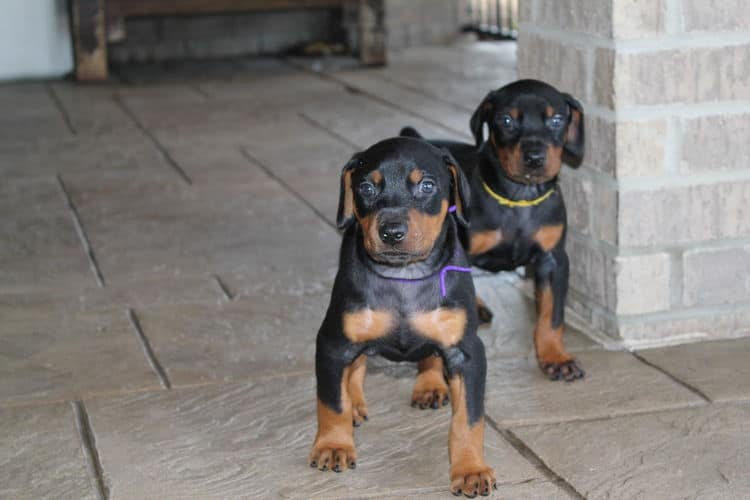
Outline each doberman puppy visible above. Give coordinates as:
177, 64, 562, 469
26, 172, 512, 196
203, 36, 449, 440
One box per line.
310, 137, 496, 497
400, 79, 586, 382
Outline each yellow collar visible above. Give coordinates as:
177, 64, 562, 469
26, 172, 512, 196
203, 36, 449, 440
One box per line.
482, 181, 555, 208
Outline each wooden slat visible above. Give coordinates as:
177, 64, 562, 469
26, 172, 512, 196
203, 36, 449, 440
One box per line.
109, 0, 343, 17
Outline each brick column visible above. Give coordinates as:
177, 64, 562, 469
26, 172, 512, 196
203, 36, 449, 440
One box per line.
518, 1, 750, 347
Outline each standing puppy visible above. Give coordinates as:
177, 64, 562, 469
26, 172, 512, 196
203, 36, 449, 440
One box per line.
310, 137, 496, 497
401, 79, 586, 381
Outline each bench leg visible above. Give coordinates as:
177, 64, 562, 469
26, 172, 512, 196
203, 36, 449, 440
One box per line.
358, 0, 386, 66
71, 0, 109, 81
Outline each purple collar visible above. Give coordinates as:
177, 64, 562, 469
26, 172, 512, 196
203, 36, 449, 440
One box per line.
387, 264, 472, 297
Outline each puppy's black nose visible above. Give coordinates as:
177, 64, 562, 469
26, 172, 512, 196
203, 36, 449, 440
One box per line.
524, 150, 546, 169
379, 222, 407, 244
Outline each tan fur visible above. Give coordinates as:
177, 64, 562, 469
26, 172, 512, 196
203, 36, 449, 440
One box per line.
533, 224, 564, 252
343, 309, 395, 343
469, 229, 503, 255
409, 307, 466, 347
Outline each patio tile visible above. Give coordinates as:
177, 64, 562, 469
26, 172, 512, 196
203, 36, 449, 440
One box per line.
0, 404, 95, 500
637, 337, 750, 402
513, 403, 750, 499
0, 309, 162, 406
484, 350, 705, 426
133, 288, 329, 386
85, 372, 543, 499
475, 275, 599, 359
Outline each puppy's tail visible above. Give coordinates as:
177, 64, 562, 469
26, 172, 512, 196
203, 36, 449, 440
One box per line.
399, 126, 423, 139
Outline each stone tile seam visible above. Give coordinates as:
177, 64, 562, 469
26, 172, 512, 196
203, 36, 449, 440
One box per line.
617, 301, 750, 325
371, 71, 474, 114
239, 147, 339, 233
665, 0, 684, 35
485, 417, 585, 499
284, 57, 473, 140
585, 101, 750, 122
46, 84, 77, 136
126, 307, 172, 390
298, 111, 361, 150
71, 400, 109, 500
521, 23, 750, 52
213, 274, 236, 301
56, 173, 105, 288
111, 95, 193, 185
630, 351, 712, 403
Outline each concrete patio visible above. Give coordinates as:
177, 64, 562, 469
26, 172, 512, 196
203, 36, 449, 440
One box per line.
2, 42, 749, 499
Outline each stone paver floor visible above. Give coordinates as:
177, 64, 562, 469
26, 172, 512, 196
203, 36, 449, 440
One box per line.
2, 43, 749, 499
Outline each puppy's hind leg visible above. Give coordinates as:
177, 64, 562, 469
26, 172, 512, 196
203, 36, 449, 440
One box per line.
411, 354, 450, 409
348, 355, 369, 426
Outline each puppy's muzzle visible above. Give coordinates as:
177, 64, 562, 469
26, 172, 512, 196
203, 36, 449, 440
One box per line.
521, 139, 547, 169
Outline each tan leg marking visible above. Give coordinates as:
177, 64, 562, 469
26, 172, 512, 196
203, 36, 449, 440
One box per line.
309, 365, 357, 472
534, 287, 572, 366
533, 224, 564, 252
409, 308, 466, 347
448, 376, 495, 496
343, 309, 394, 343
348, 355, 369, 426
411, 355, 449, 409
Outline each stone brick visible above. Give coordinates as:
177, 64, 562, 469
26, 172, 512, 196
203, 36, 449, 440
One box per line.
615, 253, 671, 314
593, 183, 619, 245
594, 47, 616, 108
683, 246, 750, 306
619, 184, 719, 247
517, 32, 588, 102
717, 181, 750, 239
612, 0, 666, 37
681, 113, 750, 173
614, 44, 750, 105
583, 115, 616, 175
534, 0, 612, 37
568, 236, 616, 309
560, 172, 593, 237
617, 119, 667, 177
682, 0, 750, 32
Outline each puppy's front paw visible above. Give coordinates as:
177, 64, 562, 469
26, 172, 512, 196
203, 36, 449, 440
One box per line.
411, 371, 449, 409
309, 442, 357, 472
450, 466, 496, 497
540, 358, 585, 382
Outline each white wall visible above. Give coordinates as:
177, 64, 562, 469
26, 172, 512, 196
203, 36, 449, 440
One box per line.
0, 0, 73, 81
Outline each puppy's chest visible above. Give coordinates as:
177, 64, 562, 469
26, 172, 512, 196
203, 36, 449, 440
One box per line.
468, 206, 563, 267
342, 281, 470, 354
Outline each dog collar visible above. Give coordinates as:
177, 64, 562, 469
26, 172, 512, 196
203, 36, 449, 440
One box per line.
389, 264, 472, 297
482, 181, 555, 208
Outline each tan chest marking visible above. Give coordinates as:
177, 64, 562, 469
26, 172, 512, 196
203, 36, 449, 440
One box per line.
469, 229, 503, 255
409, 308, 467, 347
343, 309, 395, 343
533, 224, 563, 252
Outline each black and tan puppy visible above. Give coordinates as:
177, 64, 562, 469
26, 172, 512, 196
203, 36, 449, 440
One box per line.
310, 137, 496, 497
401, 79, 586, 382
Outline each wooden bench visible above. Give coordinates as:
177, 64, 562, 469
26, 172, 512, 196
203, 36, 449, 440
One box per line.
70, 0, 385, 81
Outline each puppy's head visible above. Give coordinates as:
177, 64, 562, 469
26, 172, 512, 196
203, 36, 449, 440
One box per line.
470, 79, 585, 184
336, 137, 470, 266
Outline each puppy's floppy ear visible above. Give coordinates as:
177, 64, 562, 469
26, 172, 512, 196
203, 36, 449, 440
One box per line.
336, 155, 361, 230
562, 93, 585, 167
470, 90, 496, 147
442, 150, 471, 227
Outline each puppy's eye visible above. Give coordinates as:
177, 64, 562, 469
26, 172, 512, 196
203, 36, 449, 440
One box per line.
547, 115, 564, 129
420, 180, 435, 194
359, 182, 376, 197
500, 114, 515, 129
